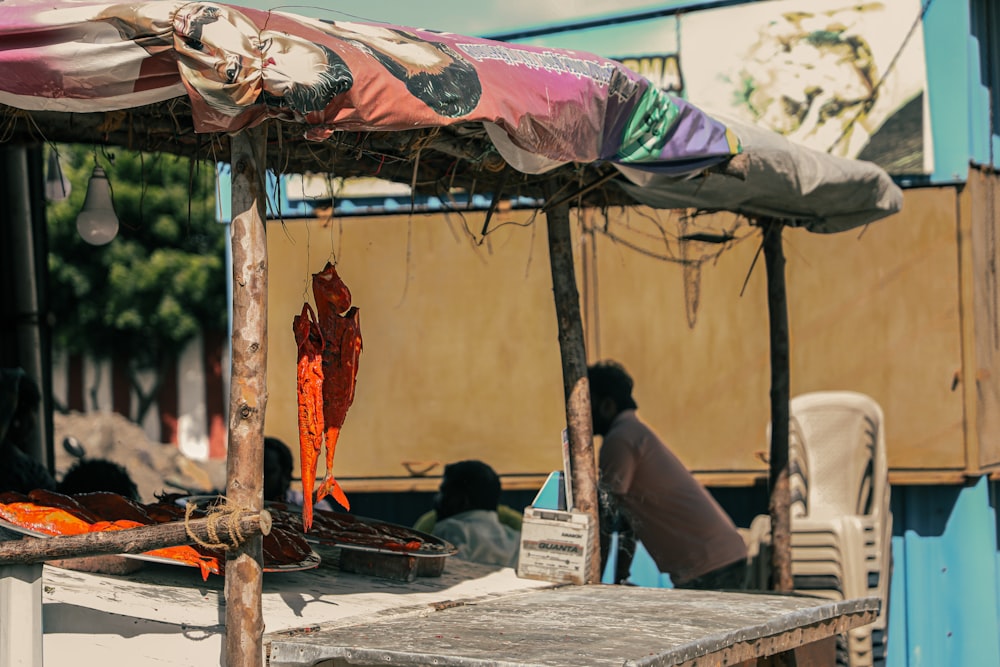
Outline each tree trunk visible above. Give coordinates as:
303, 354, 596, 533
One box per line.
762, 219, 793, 594
544, 202, 601, 584
225, 126, 268, 667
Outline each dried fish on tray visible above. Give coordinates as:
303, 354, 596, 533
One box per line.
263, 501, 456, 581
0, 490, 320, 578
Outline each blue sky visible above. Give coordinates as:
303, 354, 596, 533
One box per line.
235, 0, 678, 37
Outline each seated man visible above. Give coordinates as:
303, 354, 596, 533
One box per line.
413, 502, 522, 534
430, 460, 520, 568
263, 437, 332, 511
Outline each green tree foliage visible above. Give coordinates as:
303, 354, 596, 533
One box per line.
46, 145, 224, 423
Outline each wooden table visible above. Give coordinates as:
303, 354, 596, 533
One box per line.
268, 585, 879, 667
36, 544, 877, 667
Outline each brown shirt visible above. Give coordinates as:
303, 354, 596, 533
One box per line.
598, 410, 747, 584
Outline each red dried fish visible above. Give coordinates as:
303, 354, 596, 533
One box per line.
0, 501, 92, 536
27, 489, 102, 523
293, 302, 326, 532
311, 262, 361, 514
73, 492, 153, 525
88, 519, 221, 580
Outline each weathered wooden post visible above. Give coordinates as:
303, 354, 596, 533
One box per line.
761, 218, 793, 594
544, 201, 602, 584
225, 126, 269, 667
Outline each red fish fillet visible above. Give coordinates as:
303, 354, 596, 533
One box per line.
293, 302, 326, 532
311, 262, 361, 513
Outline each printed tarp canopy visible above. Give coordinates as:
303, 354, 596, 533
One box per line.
0, 0, 901, 231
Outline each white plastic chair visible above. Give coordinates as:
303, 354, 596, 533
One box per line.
746, 392, 893, 667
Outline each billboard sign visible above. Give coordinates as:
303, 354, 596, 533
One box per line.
517, 0, 931, 176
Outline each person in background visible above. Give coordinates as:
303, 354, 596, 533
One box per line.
59, 458, 140, 501
413, 499, 522, 534
264, 436, 333, 511
0, 368, 57, 495
589, 360, 749, 589
430, 459, 520, 568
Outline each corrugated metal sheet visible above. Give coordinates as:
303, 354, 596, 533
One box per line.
888, 478, 1000, 666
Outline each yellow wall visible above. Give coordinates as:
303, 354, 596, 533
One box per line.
267, 183, 982, 488
265, 210, 568, 482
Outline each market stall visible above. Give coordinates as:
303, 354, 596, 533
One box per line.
0, 1, 902, 665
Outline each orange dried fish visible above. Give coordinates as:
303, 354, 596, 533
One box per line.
0, 497, 221, 580
293, 302, 326, 532
89, 519, 221, 581
311, 262, 361, 514
0, 501, 92, 536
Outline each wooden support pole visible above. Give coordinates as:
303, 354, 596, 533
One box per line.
226, 126, 269, 667
544, 202, 601, 584
0, 510, 271, 565
762, 219, 793, 595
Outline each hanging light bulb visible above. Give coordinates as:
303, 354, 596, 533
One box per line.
76, 166, 119, 245
45, 150, 72, 202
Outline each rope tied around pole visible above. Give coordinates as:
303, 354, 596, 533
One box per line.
183, 497, 252, 550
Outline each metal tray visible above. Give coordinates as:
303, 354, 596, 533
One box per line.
179, 497, 455, 580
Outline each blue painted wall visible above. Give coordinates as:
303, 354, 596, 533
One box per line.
922, 0, 1000, 182
887, 479, 1000, 667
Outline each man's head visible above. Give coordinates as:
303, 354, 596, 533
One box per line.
59, 458, 140, 501
587, 360, 638, 436
434, 460, 501, 520
263, 437, 294, 503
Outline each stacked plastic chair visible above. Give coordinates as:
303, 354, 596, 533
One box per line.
746, 391, 892, 667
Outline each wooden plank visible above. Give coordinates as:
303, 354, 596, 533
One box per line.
0, 564, 42, 667
338, 474, 552, 494
968, 167, 1000, 469
889, 470, 969, 485
675, 612, 873, 667
959, 171, 980, 473
226, 126, 269, 667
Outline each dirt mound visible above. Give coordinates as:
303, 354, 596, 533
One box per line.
53, 411, 220, 503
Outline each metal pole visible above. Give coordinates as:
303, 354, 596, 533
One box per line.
762, 219, 793, 594
544, 202, 601, 584
225, 126, 268, 667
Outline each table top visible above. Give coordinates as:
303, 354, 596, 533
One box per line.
268, 585, 880, 667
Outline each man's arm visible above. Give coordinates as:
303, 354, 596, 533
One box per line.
599, 490, 635, 584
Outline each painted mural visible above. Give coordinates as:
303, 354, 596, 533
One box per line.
520, 0, 931, 176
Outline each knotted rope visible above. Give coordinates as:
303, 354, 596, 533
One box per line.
183, 496, 252, 550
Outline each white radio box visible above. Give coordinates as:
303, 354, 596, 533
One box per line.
516, 506, 595, 585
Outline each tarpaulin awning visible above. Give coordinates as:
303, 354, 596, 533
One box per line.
0, 0, 902, 231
